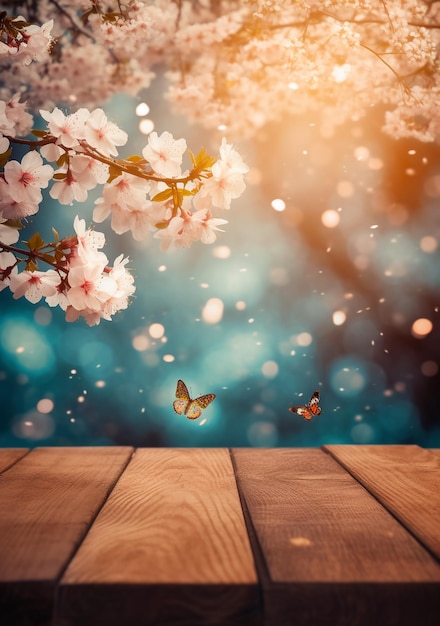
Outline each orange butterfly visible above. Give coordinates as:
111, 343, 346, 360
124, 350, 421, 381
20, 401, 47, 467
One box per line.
173, 379, 216, 420
288, 390, 322, 421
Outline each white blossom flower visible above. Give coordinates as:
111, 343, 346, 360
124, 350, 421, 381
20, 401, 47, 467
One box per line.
70, 215, 107, 268
0, 218, 20, 245
192, 209, 228, 244
3, 151, 53, 204
69, 155, 109, 188
197, 160, 246, 210
142, 131, 187, 177
45, 286, 68, 311
49, 170, 89, 205
0, 178, 39, 219
10, 269, 61, 303
0, 101, 16, 137
219, 138, 249, 174
40, 107, 90, 148
3, 93, 33, 137
66, 263, 115, 312
153, 215, 186, 252
84, 108, 128, 157
14, 19, 54, 66
102, 254, 136, 316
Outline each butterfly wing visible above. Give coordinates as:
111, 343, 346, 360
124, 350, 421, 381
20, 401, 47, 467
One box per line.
308, 390, 322, 416
175, 379, 190, 400
173, 399, 188, 415
185, 394, 216, 420
289, 405, 313, 420
173, 379, 190, 415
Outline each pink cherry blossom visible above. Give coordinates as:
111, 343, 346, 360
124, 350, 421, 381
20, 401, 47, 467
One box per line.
66, 263, 115, 312
13, 19, 54, 66
142, 131, 187, 178
197, 160, 246, 210
153, 215, 186, 252
70, 215, 107, 268
102, 254, 136, 317
219, 138, 249, 174
0, 178, 39, 219
0, 219, 20, 245
3, 93, 33, 136
192, 209, 228, 244
49, 169, 89, 205
70, 155, 109, 187
46, 286, 68, 311
84, 108, 128, 157
3, 151, 53, 204
0, 101, 15, 136
10, 269, 61, 303
40, 107, 90, 148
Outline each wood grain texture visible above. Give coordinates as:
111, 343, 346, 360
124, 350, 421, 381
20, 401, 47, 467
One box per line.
325, 445, 440, 560
0, 448, 29, 473
232, 447, 440, 626
57, 448, 259, 626
0, 446, 133, 626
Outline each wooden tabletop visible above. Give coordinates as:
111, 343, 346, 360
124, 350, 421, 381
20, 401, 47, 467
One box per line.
0, 445, 439, 626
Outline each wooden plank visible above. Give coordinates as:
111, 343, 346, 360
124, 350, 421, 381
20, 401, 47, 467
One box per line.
325, 445, 440, 560
57, 448, 260, 626
232, 448, 440, 626
0, 446, 133, 626
0, 448, 29, 473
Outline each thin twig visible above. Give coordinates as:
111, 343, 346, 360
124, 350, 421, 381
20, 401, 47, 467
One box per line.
47, 0, 96, 42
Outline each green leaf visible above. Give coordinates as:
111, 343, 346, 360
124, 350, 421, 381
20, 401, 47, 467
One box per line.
152, 188, 173, 202
26, 232, 45, 251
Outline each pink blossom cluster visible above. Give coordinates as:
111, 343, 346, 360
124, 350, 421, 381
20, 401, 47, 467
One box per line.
1, 33, 248, 324
93, 134, 248, 250
3, 1, 440, 143
0, 97, 248, 320
0, 16, 53, 66
0, 216, 135, 326
164, 0, 440, 141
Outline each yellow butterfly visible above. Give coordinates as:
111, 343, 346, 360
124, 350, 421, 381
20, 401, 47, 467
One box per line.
173, 379, 216, 420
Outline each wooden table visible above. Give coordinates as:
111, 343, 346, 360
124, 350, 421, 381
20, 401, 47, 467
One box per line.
0, 445, 439, 626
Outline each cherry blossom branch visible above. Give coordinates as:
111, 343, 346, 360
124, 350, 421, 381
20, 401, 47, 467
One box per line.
266, 12, 440, 31
0, 240, 68, 273
47, 0, 96, 41
359, 42, 412, 95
